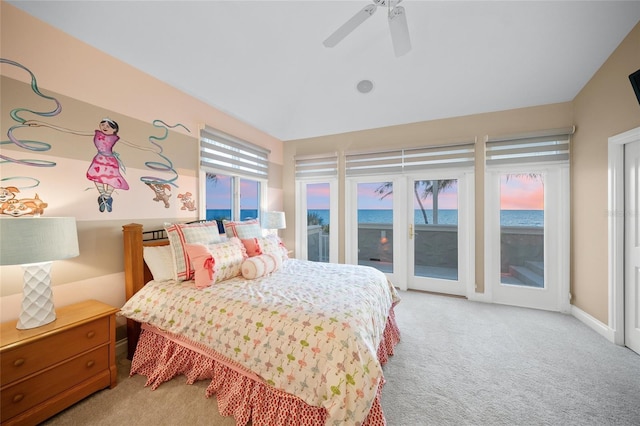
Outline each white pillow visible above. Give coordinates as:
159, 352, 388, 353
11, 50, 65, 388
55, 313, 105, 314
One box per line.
143, 245, 174, 282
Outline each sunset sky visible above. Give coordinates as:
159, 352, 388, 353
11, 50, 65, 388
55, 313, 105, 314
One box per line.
206, 175, 260, 209
500, 175, 544, 210
207, 176, 544, 211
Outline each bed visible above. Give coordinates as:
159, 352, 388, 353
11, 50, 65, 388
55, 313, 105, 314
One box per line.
119, 221, 401, 426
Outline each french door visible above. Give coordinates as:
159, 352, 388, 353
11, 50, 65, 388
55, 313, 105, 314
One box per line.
346, 173, 472, 296
407, 173, 472, 295
486, 166, 570, 312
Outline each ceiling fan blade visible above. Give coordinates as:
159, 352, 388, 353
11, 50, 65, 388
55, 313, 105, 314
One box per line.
388, 5, 411, 57
323, 4, 377, 48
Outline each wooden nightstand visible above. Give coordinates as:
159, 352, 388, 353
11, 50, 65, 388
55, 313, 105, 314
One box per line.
0, 300, 119, 426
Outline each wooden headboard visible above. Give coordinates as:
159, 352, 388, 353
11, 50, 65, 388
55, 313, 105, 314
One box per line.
122, 221, 210, 358
122, 223, 169, 358
122, 223, 169, 300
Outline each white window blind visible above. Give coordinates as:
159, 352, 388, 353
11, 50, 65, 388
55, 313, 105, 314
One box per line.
200, 126, 270, 180
345, 142, 475, 176
295, 153, 338, 179
485, 126, 575, 166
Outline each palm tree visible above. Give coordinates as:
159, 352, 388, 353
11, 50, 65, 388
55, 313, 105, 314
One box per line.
374, 180, 456, 224
505, 173, 543, 183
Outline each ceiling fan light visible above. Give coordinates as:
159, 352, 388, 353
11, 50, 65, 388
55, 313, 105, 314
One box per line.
389, 6, 411, 57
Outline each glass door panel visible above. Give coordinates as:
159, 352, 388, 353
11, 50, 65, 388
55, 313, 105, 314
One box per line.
412, 179, 459, 280
306, 182, 330, 262
408, 174, 469, 296
499, 174, 544, 288
357, 182, 394, 273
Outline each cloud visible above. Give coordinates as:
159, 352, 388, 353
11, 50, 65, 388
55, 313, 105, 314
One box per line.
500, 176, 544, 210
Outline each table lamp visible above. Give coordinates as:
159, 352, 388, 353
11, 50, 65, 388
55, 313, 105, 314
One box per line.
0, 217, 79, 329
261, 211, 286, 236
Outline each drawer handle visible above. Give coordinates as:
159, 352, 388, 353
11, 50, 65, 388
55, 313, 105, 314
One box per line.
13, 393, 24, 403
86, 331, 96, 339
13, 358, 25, 367
86, 360, 95, 368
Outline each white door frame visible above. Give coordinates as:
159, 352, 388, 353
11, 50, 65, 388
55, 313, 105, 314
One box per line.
608, 126, 640, 346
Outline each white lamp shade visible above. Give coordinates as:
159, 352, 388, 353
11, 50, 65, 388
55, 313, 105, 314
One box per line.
0, 217, 79, 266
1, 217, 79, 329
261, 211, 286, 230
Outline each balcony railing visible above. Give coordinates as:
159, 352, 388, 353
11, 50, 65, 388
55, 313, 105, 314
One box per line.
307, 223, 544, 286
307, 225, 329, 262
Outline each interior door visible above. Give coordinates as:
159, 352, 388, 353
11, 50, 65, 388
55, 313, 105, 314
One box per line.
625, 140, 640, 355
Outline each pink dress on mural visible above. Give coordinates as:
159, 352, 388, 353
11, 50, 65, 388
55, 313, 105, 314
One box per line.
86, 130, 129, 190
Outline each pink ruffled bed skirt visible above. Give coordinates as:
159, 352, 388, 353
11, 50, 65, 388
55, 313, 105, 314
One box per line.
130, 303, 401, 426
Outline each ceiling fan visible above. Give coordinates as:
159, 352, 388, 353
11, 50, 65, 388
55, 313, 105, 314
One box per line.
323, 0, 411, 57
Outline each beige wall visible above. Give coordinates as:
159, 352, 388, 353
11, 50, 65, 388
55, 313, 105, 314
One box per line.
572, 22, 640, 323
0, 3, 284, 320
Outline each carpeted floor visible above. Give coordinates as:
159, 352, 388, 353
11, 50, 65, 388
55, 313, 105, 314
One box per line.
43, 290, 640, 425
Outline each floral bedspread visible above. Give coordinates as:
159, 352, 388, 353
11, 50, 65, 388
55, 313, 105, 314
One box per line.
119, 259, 400, 426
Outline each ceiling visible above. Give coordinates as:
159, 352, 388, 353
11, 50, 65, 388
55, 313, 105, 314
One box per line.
8, 1, 640, 141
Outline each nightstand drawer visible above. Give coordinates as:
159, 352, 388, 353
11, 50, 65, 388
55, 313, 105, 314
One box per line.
1, 317, 109, 385
1, 345, 109, 423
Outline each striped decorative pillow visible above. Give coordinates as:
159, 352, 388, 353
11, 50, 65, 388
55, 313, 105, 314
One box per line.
165, 221, 221, 281
222, 219, 262, 239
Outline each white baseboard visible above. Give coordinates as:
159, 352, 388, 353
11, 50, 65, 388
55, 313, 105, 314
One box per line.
116, 338, 128, 359
571, 305, 617, 344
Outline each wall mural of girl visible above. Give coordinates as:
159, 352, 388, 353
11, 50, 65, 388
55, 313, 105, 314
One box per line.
2, 58, 194, 217
25, 118, 152, 212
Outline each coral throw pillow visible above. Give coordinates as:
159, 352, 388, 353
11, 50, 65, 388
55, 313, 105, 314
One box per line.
241, 237, 263, 257
185, 243, 216, 289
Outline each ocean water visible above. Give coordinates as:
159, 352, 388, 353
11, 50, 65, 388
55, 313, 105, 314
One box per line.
206, 209, 258, 222
206, 209, 544, 227
308, 209, 544, 227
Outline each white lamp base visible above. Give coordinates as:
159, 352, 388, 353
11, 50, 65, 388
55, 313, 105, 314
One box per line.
17, 261, 56, 329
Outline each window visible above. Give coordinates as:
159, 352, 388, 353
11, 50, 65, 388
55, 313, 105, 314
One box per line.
199, 126, 269, 230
